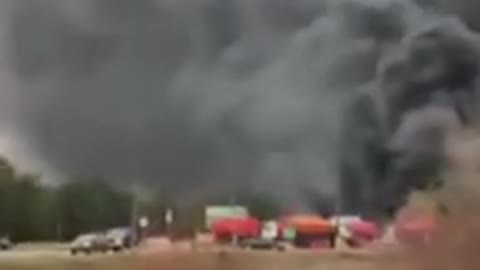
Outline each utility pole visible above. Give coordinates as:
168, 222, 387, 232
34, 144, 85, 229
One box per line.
331, 185, 342, 249
130, 184, 139, 247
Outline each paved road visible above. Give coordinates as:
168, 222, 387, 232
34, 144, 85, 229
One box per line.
0, 249, 68, 260
0, 244, 129, 262
0, 239, 393, 263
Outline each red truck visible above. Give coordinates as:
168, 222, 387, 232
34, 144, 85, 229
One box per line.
211, 217, 261, 243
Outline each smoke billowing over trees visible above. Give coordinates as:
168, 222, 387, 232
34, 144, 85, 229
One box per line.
0, 0, 480, 217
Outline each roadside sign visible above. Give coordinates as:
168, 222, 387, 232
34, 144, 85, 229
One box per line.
283, 226, 296, 241
165, 209, 173, 225
139, 217, 150, 228
205, 206, 248, 229
261, 221, 278, 240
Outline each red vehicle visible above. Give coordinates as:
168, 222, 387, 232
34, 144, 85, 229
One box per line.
211, 217, 261, 243
280, 215, 335, 249
394, 209, 435, 246
344, 220, 380, 247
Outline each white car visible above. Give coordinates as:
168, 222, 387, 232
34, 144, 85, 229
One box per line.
0, 237, 12, 250
70, 233, 109, 255
106, 228, 135, 252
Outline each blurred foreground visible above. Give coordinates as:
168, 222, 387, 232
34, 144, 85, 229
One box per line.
2, 222, 480, 270
0, 243, 383, 270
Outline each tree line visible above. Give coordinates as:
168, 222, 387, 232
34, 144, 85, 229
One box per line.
0, 157, 137, 241
0, 156, 282, 242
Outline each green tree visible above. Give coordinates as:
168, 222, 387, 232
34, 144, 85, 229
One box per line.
57, 179, 131, 240
0, 158, 57, 241
0, 156, 166, 242
11, 175, 42, 241
0, 157, 16, 237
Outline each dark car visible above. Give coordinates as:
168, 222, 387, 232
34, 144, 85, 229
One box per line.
70, 233, 109, 255
0, 236, 12, 250
239, 238, 285, 251
106, 228, 135, 252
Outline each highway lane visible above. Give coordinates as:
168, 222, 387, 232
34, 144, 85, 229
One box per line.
0, 244, 130, 262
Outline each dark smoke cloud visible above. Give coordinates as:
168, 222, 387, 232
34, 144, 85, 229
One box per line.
340, 10, 480, 217
1, 0, 480, 214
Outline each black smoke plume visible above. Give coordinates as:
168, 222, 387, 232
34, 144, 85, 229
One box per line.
0, 0, 479, 215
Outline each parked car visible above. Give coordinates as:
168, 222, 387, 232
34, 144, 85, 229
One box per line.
106, 228, 134, 252
239, 238, 286, 251
0, 236, 12, 250
237, 221, 285, 251
70, 233, 109, 255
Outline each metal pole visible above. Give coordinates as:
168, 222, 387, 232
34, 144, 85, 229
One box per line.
130, 184, 139, 247
332, 185, 341, 249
